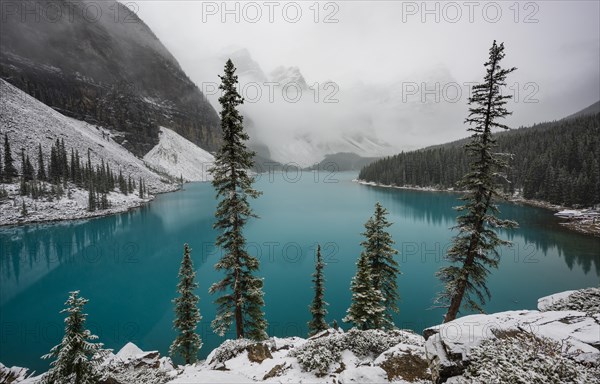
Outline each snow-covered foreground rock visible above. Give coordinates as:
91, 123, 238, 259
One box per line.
170, 329, 430, 384
0, 363, 31, 383
424, 288, 600, 383
143, 127, 215, 182
4, 288, 599, 383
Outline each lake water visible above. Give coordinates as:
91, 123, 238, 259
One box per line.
1, 171, 599, 370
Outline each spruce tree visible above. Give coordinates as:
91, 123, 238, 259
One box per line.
21, 199, 27, 216
3, 134, 17, 182
38, 144, 46, 181
20, 148, 26, 179
41, 291, 105, 384
87, 183, 96, 212
362, 202, 400, 328
170, 243, 202, 364
307, 244, 328, 336
100, 193, 109, 210
138, 177, 144, 198
436, 41, 518, 323
24, 154, 34, 182
343, 252, 385, 330
118, 170, 127, 194
209, 59, 267, 340
0, 143, 3, 182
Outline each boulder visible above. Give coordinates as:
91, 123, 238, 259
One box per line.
374, 343, 431, 382
423, 310, 600, 383
246, 343, 273, 363
262, 362, 290, 380
0, 363, 30, 383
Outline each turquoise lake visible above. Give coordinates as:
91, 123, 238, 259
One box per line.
1, 171, 599, 370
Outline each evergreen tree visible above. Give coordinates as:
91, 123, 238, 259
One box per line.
87, 183, 96, 212
307, 244, 328, 336
21, 199, 27, 216
24, 154, 34, 182
209, 59, 267, 340
100, 193, 109, 210
0, 143, 3, 181
60, 138, 69, 180
139, 177, 144, 198
362, 202, 400, 328
436, 41, 518, 323
127, 175, 133, 194
118, 170, 127, 195
170, 243, 202, 364
50, 144, 60, 183
38, 144, 46, 181
19, 176, 28, 196
41, 291, 105, 384
343, 252, 385, 330
3, 134, 17, 182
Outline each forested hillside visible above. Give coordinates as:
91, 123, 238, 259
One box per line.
359, 113, 600, 207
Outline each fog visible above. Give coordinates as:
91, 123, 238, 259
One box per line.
135, 1, 600, 165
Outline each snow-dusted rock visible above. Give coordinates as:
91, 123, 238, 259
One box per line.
424, 308, 600, 383
374, 342, 430, 382
538, 290, 577, 311
100, 342, 175, 384
0, 363, 32, 383
538, 287, 600, 314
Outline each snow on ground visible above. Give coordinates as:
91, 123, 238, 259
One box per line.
143, 127, 215, 182
0, 79, 183, 226
0, 181, 153, 227
538, 287, 600, 314
0, 363, 30, 383
169, 329, 429, 384
424, 291, 600, 383
538, 290, 579, 311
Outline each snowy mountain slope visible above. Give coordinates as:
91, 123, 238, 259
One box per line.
143, 127, 215, 182
0, 79, 177, 226
0, 79, 172, 192
1, 0, 221, 156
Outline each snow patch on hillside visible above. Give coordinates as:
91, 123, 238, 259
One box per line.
143, 127, 214, 182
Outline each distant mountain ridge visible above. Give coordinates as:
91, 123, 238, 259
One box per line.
563, 101, 600, 121
306, 152, 379, 172
0, 0, 220, 156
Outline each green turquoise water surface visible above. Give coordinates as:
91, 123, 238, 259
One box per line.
1, 171, 598, 370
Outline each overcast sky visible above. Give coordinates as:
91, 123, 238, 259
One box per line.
134, 0, 599, 161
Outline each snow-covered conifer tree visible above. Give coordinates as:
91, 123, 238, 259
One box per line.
41, 291, 105, 384
343, 252, 385, 330
363, 202, 400, 328
209, 59, 267, 340
170, 243, 202, 364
